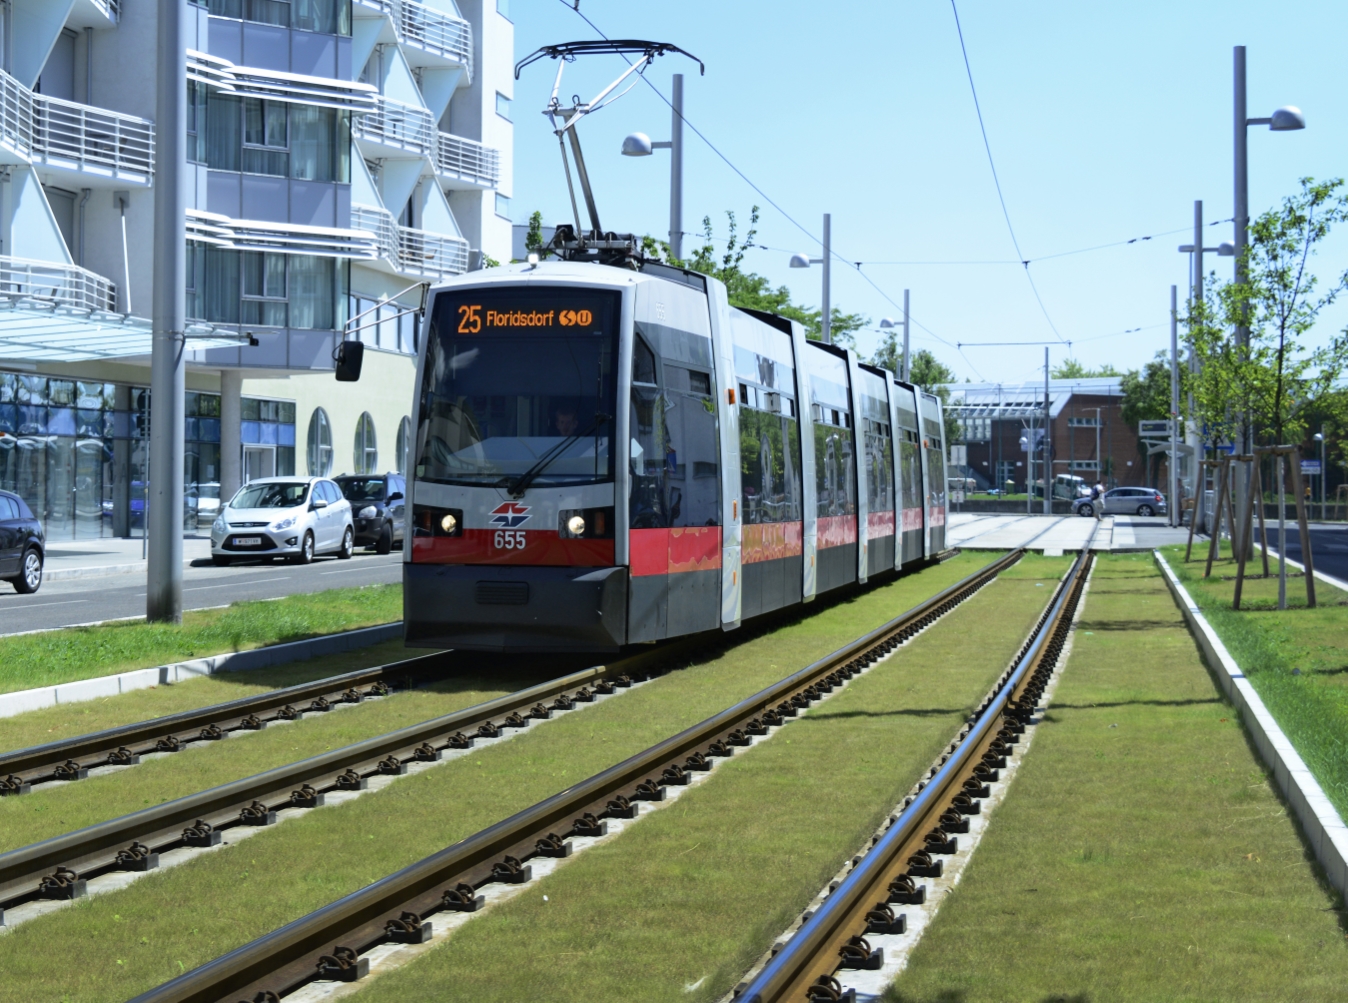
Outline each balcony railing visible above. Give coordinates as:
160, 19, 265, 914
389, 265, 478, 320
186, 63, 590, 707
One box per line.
90, 0, 122, 20
0, 70, 154, 184
0, 255, 117, 314
436, 131, 499, 189
398, 225, 469, 280
355, 0, 473, 68
352, 204, 468, 281
352, 96, 435, 158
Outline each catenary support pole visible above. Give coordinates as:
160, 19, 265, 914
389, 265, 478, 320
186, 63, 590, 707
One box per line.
1188, 199, 1206, 534
1043, 347, 1051, 515
668, 73, 683, 261
821, 213, 831, 345
1233, 46, 1253, 557
901, 288, 911, 382
148, 0, 187, 623
1170, 285, 1180, 527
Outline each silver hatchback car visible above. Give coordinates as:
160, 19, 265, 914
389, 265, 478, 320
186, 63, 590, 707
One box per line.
211, 477, 354, 566
1073, 487, 1168, 518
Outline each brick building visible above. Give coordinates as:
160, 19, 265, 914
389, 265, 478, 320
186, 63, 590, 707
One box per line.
940, 378, 1155, 493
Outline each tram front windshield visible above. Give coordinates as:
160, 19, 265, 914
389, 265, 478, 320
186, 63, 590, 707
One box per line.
415, 287, 620, 487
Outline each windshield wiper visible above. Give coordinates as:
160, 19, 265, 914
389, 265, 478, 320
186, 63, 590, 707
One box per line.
501, 412, 611, 498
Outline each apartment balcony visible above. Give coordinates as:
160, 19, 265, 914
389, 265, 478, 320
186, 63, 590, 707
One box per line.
0, 71, 154, 186
352, 204, 468, 281
0, 255, 116, 313
352, 95, 435, 159
353, 0, 473, 71
435, 131, 499, 190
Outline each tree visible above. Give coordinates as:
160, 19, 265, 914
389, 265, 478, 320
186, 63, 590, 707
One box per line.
523, 210, 549, 259
1051, 358, 1122, 379
1120, 351, 1174, 487
644, 207, 866, 347
1187, 177, 1348, 450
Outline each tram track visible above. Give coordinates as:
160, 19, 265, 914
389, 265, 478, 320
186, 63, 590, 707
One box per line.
732, 547, 1094, 1003
113, 550, 1022, 1003
0, 655, 455, 794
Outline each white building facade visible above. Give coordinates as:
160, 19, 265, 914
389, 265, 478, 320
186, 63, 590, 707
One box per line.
0, 0, 512, 539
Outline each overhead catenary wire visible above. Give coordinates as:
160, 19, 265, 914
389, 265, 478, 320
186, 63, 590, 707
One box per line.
949, 0, 1066, 345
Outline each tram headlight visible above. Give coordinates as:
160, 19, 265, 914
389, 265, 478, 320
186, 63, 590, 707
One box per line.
440, 512, 458, 534
559, 507, 612, 539
566, 514, 586, 537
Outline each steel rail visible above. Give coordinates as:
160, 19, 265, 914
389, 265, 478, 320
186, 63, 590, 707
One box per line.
0, 640, 695, 919
0, 653, 454, 792
737, 548, 1094, 1003
125, 550, 1022, 1003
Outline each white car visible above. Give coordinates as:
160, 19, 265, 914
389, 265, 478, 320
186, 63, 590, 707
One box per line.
211, 477, 354, 566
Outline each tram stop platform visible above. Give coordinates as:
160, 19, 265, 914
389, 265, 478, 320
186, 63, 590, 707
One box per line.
948, 512, 1190, 554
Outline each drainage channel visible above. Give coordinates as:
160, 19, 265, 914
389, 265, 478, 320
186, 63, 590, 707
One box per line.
0, 640, 698, 928
0, 653, 457, 793
730, 547, 1093, 1003
120, 550, 1024, 1003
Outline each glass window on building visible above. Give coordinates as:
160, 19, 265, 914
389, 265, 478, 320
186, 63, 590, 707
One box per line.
190, 246, 347, 332
354, 412, 378, 475
497, 0, 510, 19
395, 416, 411, 474
495, 193, 511, 219
203, 91, 351, 182
308, 407, 333, 476
496, 92, 511, 120
239, 396, 297, 487
208, 0, 352, 35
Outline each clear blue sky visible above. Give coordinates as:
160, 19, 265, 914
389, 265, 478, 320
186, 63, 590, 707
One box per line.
506, 1, 1348, 384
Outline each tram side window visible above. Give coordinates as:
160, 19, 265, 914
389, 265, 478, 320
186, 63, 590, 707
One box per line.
899, 430, 922, 514
864, 416, 894, 513
813, 403, 856, 519
628, 339, 720, 529
740, 391, 801, 525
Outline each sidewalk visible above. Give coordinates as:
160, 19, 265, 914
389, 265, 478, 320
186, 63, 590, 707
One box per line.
42, 536, 216, 582
947, 513, 1191, 553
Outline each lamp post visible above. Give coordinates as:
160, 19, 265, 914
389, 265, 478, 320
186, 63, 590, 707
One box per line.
789, 214, 832, 344
621, 72, 685, 259
878, 290, 911, 380
1178, 198, 1234, 534
1233, 44, 1305, 552
1314, 431, 1326, 521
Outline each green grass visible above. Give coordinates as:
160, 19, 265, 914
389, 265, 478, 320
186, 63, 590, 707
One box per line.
1162, 544, 1348, 822
0, 552, 1013, 1003
0, 584, 404, 695
345, 556, 1070, 1003
887, 553, 1348, 1003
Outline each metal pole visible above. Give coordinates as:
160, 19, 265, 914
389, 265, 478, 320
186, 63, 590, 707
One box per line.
1043, 347, 1051, 515
1189, 199, 1205, 533
1322, 430, 1327, 521
1233, 46, 1254, 555
1170, 284, 1180, 527
901, 288, 911, 382
820, 213, 831, 345
147, 0, 186, 623
668, 72, 683, 261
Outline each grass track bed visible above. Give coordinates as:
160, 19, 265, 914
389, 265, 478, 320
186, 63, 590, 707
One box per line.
341, 555, 1071, 1003
0, 660, 561, 853
887, 553, 1348, 1003
0, 639, 427, 753
0, 584, 404, 695
0, 554, 997, 1002
1162, 545, 1348, 820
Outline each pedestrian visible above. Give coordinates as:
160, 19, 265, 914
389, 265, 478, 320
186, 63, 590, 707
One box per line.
1091, 480, 1104, 520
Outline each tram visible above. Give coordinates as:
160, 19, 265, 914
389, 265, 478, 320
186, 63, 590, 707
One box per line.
401, 250, 949, 652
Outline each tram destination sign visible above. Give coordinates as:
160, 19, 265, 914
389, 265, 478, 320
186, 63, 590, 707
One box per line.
447, 290, 615, 335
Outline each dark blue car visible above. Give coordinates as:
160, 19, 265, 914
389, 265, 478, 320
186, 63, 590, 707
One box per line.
0, 489, 45, 593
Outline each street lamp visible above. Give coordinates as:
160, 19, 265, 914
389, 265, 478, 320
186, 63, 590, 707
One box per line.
621, 73, 685, 259
1232, 45, 1305, 553
789, 213, 832, 344
1314, 431, 1326, 521
877, 288, 912, 381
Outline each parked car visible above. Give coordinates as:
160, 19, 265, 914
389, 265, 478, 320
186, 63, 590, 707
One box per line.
192, 482, 221, 528
1073, 486, 1168, 518
333, 472, 406, 554
211, 477, 353, 566
0, 489, 44, 593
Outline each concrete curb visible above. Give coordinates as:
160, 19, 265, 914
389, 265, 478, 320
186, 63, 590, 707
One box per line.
1154, 551, 1348, 897
43, 558, 208, 582
0, 622, 404, 719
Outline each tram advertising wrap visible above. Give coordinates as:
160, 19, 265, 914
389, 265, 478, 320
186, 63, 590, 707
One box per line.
403, 263, 947, 653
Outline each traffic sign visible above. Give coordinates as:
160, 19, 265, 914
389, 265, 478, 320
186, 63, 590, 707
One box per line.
1301, 459, 1322, 475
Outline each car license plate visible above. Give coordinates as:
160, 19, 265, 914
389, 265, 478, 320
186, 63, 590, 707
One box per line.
234, 537, 262, 546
